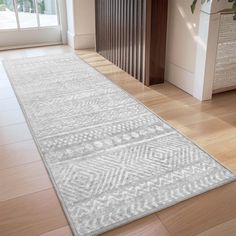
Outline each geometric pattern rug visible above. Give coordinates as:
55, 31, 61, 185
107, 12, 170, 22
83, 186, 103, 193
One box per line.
3, 54, 235, 236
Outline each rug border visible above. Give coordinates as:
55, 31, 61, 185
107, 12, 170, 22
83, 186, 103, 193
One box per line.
2, 54, 236, 236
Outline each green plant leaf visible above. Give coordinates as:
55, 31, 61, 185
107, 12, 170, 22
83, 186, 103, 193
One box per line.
191, 0, 236, 20
191, 0, 197, 13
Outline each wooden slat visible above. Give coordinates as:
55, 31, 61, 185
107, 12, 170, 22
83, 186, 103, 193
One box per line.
108, 0, 111, 60
104, 0, 107, 59
95, 0, 147, 82
95, 0, 167, 85
144, 0, 152, 84
137, 0, 143, 81
148, 0, 168, 85
129, 0, 134, 76
122, 0, 126, 71
114, 0, 118, 66
133, 0, 137, 79
120, 0, 124, 69
125, 0, 130, 73
142, 0, 147, 81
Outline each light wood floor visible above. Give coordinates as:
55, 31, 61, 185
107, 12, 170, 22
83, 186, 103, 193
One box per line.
0, 45, 235, 236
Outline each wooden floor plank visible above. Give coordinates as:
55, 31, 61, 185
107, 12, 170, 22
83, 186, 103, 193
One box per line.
184, 118, 236, 147
0, 189, 68, 236
0, 109, 25, 127
203, 136, 236, 172
40, 226, 73, 236
0, 140, 41, 170
102, 214, 170, 236
196, 218, 236, 236
0, 97, 20, 112
0, 123, 32, 146
0, 87, 15, 100
0, 161, 52, 201
157, 182, 236, 236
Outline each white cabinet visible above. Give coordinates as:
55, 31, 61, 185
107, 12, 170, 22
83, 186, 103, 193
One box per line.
165, 0, 235, 101
213, 13, 236, 93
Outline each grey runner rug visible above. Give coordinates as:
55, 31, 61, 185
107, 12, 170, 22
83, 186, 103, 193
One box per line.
3, 54, 235, 236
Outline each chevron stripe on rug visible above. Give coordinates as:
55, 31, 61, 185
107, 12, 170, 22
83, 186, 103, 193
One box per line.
3, 54, 235, 236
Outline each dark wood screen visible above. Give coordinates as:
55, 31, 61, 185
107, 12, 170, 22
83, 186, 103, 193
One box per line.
95, 0, 168, 85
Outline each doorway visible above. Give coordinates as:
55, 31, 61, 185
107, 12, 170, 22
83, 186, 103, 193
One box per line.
0, 0, 65, 49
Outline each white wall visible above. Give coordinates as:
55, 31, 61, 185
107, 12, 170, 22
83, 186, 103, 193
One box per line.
165, 0, 201, 95
66, 0, 95, 49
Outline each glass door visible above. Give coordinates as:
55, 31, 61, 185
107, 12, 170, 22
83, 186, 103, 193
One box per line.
0, 0, 18, 30
0, 0, 64, 49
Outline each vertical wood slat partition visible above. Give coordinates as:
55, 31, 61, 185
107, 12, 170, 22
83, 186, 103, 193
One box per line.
95, 0, 168, 85
96, 0, 146, 83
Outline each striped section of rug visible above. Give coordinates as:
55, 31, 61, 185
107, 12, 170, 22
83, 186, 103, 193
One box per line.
3, 54, 235, 236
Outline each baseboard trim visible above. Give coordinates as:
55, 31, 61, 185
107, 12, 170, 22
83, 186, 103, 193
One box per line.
67, 31, 95, 49
165, 62, 194, 96
0, 42, 62, 51
213, 85, 236, 94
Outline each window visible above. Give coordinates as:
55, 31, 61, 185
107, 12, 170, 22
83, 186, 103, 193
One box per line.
0, 0, 59, 30
0, 0, 17, 29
